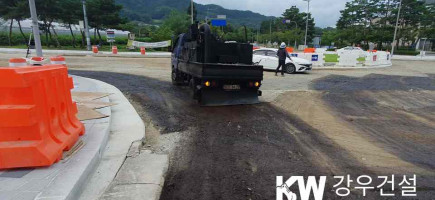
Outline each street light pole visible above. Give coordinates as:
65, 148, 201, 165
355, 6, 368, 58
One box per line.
82, 0, 91, 51
291, 21, 298, 48
391, 0, 402, 57
191, 0, 194, 24
270, 20, 272, 45
28, 0, 42, 57
303, 0, 310, 47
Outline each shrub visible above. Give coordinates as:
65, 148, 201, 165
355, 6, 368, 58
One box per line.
394, 50, 420, 56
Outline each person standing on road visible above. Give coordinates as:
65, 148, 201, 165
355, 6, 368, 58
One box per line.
276, 42, 291, 76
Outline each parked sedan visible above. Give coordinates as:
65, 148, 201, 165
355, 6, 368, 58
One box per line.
337, 46, 365, 54
253, 48, 312, 73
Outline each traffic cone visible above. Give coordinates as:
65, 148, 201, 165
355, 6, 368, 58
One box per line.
30, 57, 45, 66
8, 58, 27, 67
92, 45, 99, 54
50, 56, 66, 66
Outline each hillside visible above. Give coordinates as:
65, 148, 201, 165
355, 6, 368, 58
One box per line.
115, 0, 273, 27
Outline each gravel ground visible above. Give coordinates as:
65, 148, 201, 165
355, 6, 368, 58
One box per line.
1, 53, 434, 199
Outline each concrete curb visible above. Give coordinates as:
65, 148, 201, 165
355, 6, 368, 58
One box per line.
391, 55, 435, 61
77, 77, 147, 200
313, 64, 392, 70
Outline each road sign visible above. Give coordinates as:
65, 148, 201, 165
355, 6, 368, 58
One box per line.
211, 19, 227, 27
79, 21, 84, 30
282, 19, 291, 24
217, 15, 226, 19
312, 55, 319, 61
106, 30, 115, 42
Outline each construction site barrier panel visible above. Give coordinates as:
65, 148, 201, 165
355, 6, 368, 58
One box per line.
0, 65, 85, 169
284, 51, 392, 67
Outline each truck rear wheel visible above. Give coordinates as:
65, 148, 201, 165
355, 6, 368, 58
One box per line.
172, 67, 184, 86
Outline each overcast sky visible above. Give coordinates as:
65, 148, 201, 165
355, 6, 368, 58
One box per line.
194, 0, 351, 28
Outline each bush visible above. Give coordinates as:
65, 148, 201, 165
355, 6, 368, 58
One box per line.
394, 50, 420, 56
0, 32, 28, 46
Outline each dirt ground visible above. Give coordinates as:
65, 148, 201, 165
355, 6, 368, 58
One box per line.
1, 54, 434, 199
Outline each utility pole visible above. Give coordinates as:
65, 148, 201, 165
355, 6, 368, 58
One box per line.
28, 0, 42, 57
391, 0, 402, 57
303, 0, 311, 47
82, 0, 91, 51
291, 21, 298, 48
270, 20, 272, 45
257, 26, 259, 43
191, 0, 194, 24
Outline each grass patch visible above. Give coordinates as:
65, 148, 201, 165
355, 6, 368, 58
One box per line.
324, 54, 339, 62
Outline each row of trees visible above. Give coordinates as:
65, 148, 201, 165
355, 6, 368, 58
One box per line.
0, 0, 126, 47
121, 4, 314, 47
258, 6, 315, 46
332, 0, 435, 50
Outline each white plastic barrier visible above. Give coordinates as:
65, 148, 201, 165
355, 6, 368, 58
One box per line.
291, 53, 325, 67
376, 51, 392, 66
307, 53, 325, 66
338, 51, 359, 67
288, 51, 391, 67
365, 52, 379, 66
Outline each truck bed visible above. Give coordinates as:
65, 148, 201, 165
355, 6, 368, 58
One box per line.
178, 61, 263, 80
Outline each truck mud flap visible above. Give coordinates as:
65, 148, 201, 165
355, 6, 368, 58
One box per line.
199, 89, 260, 106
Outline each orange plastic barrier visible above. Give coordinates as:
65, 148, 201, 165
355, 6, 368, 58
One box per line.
140, 47, 146, 55
92, 45, 99, 54
112, 46, 118, 54
0, 65, 85, 169
286, 47, 294, 53
30, 57, 45, 66
9, 58, 27, 67
304, 48, 316, 53
50, 56, 66, 65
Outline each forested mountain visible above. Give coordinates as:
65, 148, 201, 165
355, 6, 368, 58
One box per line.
115, 0, 273, 27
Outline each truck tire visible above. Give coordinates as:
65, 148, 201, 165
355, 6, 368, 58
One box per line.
285, 63, 296, 74
172, 67, 184, 86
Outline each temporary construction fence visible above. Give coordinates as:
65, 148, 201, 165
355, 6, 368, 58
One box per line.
0, 62, 85, 169
289, 50, 392, 67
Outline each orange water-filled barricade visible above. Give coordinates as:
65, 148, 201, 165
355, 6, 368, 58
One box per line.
0, 65, 85, 169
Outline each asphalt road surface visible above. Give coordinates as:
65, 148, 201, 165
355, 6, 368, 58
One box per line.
1, 54, 434, 199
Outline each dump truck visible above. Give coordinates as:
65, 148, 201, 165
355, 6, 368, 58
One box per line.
171, 23, 263, 106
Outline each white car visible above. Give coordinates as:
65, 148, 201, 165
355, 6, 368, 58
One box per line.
337, 46, 364, 54
253, 48, 312, 74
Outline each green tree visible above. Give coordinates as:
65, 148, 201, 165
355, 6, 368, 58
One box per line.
0, 0, 29, 45
259, 6, 314, 46
336, 0, 431, 49
36, 0, 63, 47
58, 0, 83, 47
87, 0, 125, 45
162, 10, 190, 37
